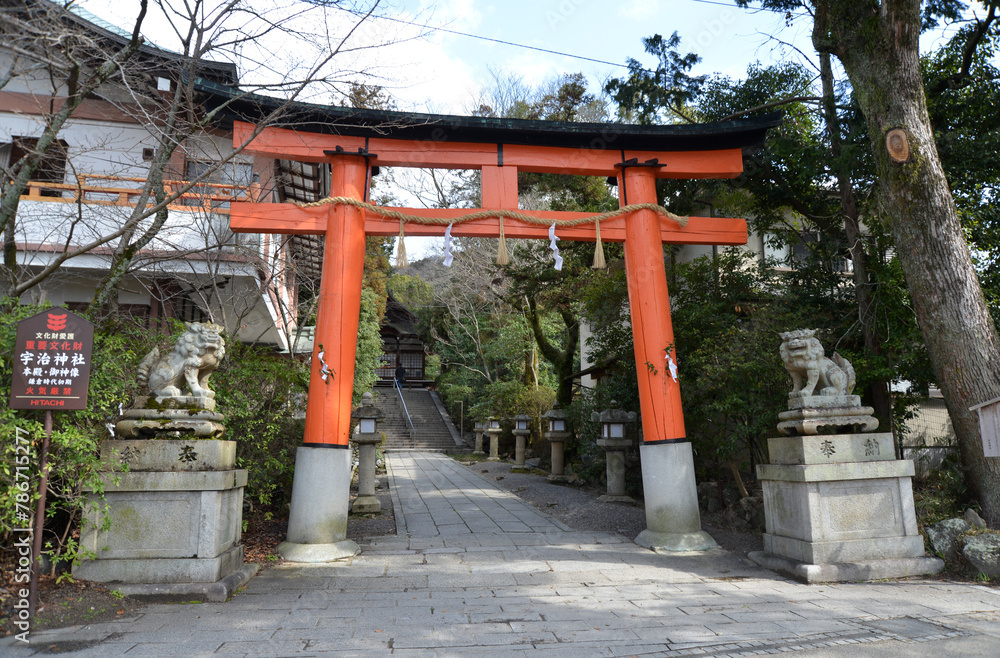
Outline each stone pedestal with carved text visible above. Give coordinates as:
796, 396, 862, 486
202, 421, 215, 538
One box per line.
750, 330, 942, 583
73, 325, 255, 599
751, 432, 943, 582
73, 439, 256, 601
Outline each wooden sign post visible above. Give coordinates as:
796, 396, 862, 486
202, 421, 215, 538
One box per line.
9, 307, 94, 617
970, 396, 1000, 458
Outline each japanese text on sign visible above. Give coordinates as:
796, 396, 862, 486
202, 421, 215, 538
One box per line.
8, 309, 94, 411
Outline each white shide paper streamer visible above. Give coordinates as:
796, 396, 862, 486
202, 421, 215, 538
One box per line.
548, 223, 563, 271
443, 223, 455, 267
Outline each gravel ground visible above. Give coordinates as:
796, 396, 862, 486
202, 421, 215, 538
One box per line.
348, 482, 396, 539
457, 457, 764, 556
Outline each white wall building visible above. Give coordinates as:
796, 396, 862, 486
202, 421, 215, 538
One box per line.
1, 4, 304, 350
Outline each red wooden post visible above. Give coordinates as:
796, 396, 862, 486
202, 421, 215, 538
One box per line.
619, 166, 717, 551
620, 166, 686, 444
302, 155, 369, 447
279, 154, 370, 561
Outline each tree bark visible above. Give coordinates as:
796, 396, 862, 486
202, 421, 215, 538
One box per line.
814, 0, 1000, 522
818, 51, 894, 440
527, 298, 579, 407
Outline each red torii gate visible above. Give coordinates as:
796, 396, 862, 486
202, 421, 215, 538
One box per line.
228, 110, 779, 560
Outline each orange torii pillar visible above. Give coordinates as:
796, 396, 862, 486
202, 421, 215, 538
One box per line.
620, 164, 716, 551
277, 154, 369, 561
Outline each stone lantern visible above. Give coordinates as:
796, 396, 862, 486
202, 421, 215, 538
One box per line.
542, 403, 570, 482
512, 413, 532, 466
350, 392, 384, 514
472, 421, 486, 456
485, 417, 502, 462
591, 401, 637, 502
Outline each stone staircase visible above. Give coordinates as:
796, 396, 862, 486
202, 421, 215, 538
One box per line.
371, 387, 465, 452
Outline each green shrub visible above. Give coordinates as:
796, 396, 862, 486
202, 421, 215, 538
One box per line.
469, 380, 529, 420
352, 288, 383, 405
667, 253, 793, 473
212, 340, 308, 513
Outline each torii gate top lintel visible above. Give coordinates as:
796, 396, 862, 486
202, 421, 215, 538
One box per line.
229, 111, 780, 245
231, 110, 780, 179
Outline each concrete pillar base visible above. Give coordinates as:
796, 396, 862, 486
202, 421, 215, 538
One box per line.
547, 433, 568, 480
638, 442, 718, 552
635, 529, 718, 551
277, 540, 359, 563
747, 551, 943, 584
351, 495, 382, 514
754, 435, 934, 582
353, 435, 380, 515
487, 430, 501, 461
284, 445, 356, 562
513, 431, 528, 466
113, 564, 258, 603
599, 494, 635, 504
597, 438, 631, 498
73, 442, 250, 587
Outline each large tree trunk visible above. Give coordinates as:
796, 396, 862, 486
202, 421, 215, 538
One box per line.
818, 51, 894, 439
814, 0, 1000, 522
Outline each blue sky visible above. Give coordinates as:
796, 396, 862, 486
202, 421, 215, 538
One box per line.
327, 0, 815, 112
77, 1, 976, 261
80, 0, 970, 114
312, 0, 966, 113
80, 0, 820, 113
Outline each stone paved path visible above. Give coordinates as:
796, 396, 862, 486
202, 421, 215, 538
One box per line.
4, 452, 999, 656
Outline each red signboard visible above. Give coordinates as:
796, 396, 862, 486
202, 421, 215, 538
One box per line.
8, 307, 94, 411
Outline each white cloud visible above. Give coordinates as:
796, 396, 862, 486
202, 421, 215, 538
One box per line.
76, 0, 484, 113
332, 2, 488, 113
619, 0, 659, 20
417, 0, 484, 31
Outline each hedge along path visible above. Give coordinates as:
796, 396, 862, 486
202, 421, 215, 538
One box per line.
292, 195, 691, 269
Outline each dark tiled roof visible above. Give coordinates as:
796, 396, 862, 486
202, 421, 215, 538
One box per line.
195, 78, 781, 152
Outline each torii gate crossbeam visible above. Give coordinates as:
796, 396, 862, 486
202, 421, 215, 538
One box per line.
228, 111, 779, 560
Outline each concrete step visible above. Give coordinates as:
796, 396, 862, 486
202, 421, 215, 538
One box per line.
369, 388, 460, 451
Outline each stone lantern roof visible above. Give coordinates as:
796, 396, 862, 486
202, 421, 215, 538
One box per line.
350, 391, 384, 423
591, 401, 637, 425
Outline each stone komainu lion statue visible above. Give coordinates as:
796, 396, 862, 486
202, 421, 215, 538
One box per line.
779, 329, 856, 398
137, 322, 226, 399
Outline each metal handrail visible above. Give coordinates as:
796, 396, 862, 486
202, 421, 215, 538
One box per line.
394, 378, 416, 441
